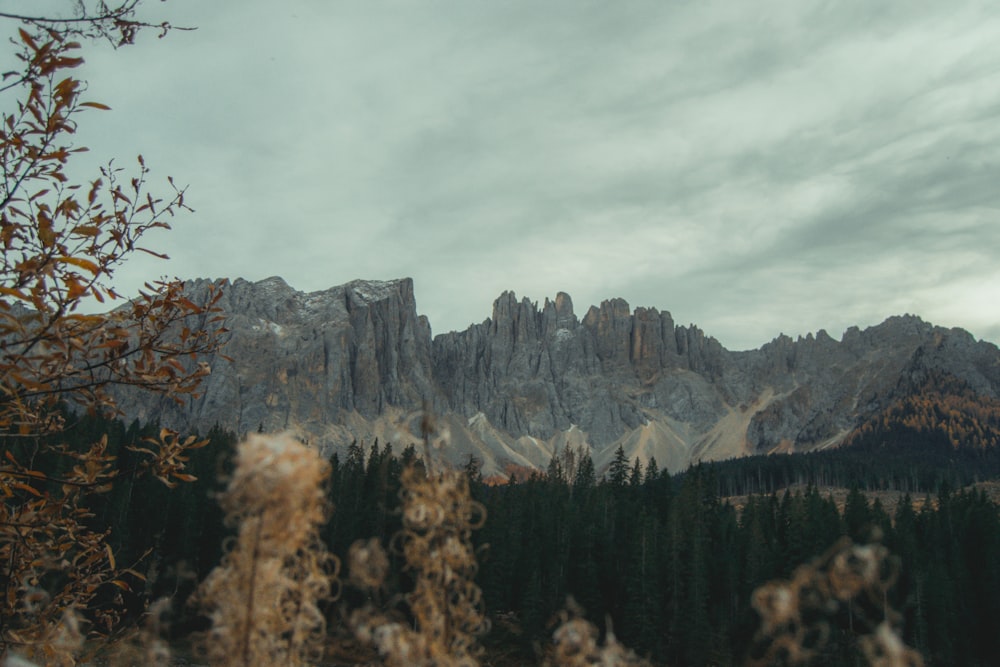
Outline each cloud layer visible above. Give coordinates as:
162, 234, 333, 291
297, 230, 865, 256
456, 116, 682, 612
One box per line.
45, 0, 1000, 349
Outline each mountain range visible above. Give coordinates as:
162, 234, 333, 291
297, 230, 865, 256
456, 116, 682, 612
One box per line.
113, 276, 1000, 477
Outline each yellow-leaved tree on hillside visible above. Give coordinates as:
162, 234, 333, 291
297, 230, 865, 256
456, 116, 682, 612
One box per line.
0, 1, 225, 658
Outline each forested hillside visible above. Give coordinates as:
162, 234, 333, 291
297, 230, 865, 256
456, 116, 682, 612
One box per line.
845, 371, 1000, 451
15, 412, 1000, 665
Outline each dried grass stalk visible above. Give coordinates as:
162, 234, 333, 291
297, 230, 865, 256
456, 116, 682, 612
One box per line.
193, 433, 338, 667
748, 537, 923, 667
545, 599, 650, 667
350, 464, 489, 667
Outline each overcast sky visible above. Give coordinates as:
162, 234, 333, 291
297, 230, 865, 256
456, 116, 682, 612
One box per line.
17, 1, 1000, 350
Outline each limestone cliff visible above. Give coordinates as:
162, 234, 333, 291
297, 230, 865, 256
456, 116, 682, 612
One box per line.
113, 277, 1000, 476
117, 277, 435, 451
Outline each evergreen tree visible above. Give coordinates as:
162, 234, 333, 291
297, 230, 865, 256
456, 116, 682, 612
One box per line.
843, 485, 874, 541
546, 452, 565, 483
629, 457, 643, 487
574, 452, 596, 495
607, 444, 629, 487
621, 507, 661, 653
646, 456, 660, 482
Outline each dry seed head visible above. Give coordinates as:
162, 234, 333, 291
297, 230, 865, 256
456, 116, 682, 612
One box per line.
348, 537, 390, 590
350, 462, 488, 666
829, 543, 885, 600
547, 612, 650, 667
372, 622, 415, 660
748, 538, 923, 667
860, 622, 926, 667
220, 434, 329, 546
751, 583, 797, 635
18, 587, 50, 616
552, 618, 599, 656
193, 433, 338, 667
404, 500, 446, 531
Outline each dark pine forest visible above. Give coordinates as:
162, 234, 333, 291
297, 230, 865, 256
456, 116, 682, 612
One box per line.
15, 393, 1000, 666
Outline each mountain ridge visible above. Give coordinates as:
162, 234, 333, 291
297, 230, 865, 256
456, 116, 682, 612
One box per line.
111, 276, 1000, 477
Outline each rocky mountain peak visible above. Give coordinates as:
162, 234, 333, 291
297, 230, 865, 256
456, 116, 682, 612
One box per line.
111, 277, 1000, 477
345, 277, 415, 307
542, 292, 577, 335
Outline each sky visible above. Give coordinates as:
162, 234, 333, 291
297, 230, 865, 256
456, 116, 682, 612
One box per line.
10, 1, 1000, 350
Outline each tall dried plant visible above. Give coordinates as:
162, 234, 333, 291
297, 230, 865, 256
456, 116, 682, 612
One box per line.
545, 599, 650, 667
193, 433, 338, 667
748, 536, 923, 667
349, 463, 489, 666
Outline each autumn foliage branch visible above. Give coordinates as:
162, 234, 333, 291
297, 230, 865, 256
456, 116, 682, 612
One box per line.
0, 3, 225, 658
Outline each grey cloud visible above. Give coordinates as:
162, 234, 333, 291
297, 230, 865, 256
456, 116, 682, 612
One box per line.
39, 0, 1000, 351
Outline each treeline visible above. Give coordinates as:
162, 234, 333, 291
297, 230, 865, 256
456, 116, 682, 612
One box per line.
13, 414, 1000, 665
312, 438, 1000, 666
469, 460, 1000, 666
704, 436, 1000, 498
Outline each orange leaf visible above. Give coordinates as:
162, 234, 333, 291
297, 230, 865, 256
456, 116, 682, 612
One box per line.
11, 482, 42, 497
18, 28, 38, 52
57, 256, 100, 275
111, 189, 131, 205
70, 225, 100, 237
177, 297, 201, 312
0, 287, 28, 301
66, 278, 86, 301
37, 212, 55, 248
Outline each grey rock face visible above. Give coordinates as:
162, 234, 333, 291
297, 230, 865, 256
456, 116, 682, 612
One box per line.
122, 277, 435, 444
432, 293, 733, 447
115, 278, 1000, 475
